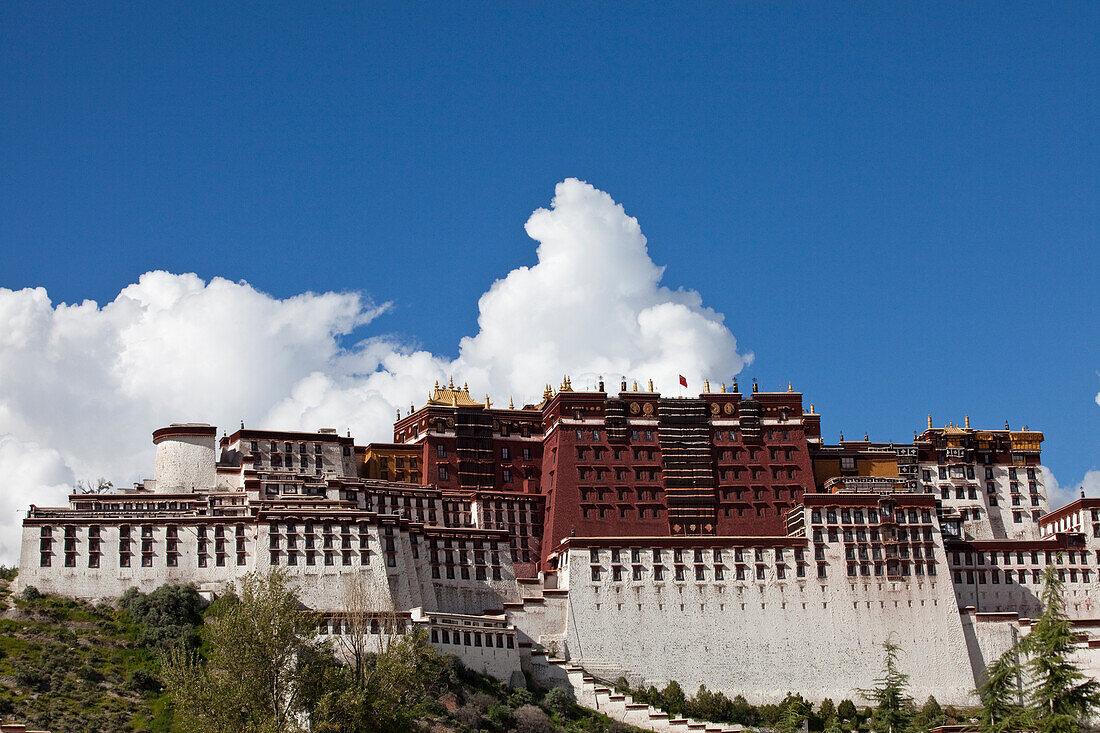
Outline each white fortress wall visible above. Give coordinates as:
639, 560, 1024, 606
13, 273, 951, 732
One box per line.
556, 541, 976, 706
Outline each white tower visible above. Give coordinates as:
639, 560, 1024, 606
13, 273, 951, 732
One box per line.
152, 424, 217, 493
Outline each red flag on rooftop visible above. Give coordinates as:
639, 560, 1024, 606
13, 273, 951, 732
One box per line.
679, 375, 687, 388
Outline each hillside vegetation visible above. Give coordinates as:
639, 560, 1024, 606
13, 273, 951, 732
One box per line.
0, 570, 642, 733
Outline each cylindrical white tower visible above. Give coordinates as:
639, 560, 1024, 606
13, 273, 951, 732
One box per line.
152, 424, 217, 493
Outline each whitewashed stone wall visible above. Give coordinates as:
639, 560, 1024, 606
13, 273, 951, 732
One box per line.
155, 434, 217, 492
550, 542, 975, 706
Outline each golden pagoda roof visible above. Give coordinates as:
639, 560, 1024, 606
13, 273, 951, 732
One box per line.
426, 379, 485, 408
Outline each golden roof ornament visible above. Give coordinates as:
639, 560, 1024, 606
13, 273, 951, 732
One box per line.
509, 396, 514, 409
928, 414, 933, 429
704, 379, 711, 393
809, 403, 814, 413
732, 379, 739, 393
484, 394, 492, 408
720, 382, 727, 393
647, 378, 654, 392
448, 376, 454, 389
965, 415, 970, 429
788, 381, 793, 392
752, 378, 759, 393
633, 381, 639, 391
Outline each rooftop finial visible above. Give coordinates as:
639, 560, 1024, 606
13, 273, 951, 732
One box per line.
647, 378, 654, 392
788, 381, 793, 392
864, 432, 869, 441
240, 420, 245, 429
809, 403, 814, 413
704, 378, 711, 393
732, 378, 739, 393
720, 382, 727, 393
620, 377, 627, 392
965, 414, 970, 429
448, 375, 454, 389
598, 376, 605, 392
463, 381, 468, 392
752, 378, 758, 393
434, 380, 440, 390
633, 380, 639, 391
509, 396, 514, 409
1005, 419, 1010, 429
927, 414, 933, 429
840, 432, 845, 442
485, 394, 491, 408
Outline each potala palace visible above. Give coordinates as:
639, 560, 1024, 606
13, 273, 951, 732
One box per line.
15, 378, 1100, 726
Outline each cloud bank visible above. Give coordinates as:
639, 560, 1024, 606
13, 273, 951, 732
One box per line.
0, 178, 750, 564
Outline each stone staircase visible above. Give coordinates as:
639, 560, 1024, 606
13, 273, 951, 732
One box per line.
544, 659, 746, 733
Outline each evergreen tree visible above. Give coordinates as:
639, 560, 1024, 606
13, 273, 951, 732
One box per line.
732, 694, 761, 726
909, 695, 946, 732
819, 698, 837, 724
859, 638, 914, 733
975, 647, 1027, 733
776, 695, 810, 733
661, 680, 687, 716
1020, 564, 1100, 733
838, 699, 859, 722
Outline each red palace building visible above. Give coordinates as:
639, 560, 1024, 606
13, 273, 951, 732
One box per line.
389, 377, 822, 573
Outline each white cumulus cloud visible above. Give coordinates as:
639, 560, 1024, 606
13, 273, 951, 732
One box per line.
0, 178, 750, 566
1043, 467, 1100, 510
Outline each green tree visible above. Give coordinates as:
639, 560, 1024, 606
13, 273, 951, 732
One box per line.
818, 698, 837, 725
1020, 564, 1100, 733
776, 695, 810, 733
120, 583, 206, 651
162, 569, 324, 733
661, 680, 687, 716
731, 694, 761, 726
312, 627, 449, 733
859, 638, 914, 733
975, 648, 1027, 733
908, 694, 946, 732
838, 699, 859, 722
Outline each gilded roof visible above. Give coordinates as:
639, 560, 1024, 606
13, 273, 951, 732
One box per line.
426, 380, 485, 408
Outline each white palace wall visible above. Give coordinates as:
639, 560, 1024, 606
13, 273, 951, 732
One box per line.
551, 542, 976, 706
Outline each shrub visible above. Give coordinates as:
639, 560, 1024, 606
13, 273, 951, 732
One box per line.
541, 685, 575, 717
119, 583, 205, 651
513, 704, 555, 733
21, 585, 41, 601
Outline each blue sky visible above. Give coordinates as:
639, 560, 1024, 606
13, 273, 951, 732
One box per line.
1, 3, 1098, 494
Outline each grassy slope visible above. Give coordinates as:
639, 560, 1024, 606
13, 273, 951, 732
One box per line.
0, 578, 173, 732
